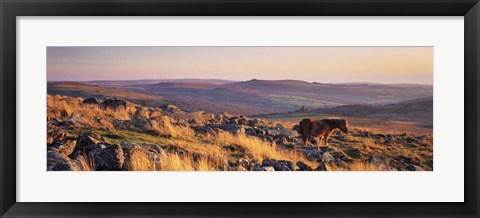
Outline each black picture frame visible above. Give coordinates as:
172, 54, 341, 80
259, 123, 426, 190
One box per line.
1, 0, 479, 217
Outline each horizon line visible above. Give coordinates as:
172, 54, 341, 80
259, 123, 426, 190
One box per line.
46, 78, 433, 86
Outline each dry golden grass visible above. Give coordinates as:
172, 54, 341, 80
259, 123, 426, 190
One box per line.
119, 140, 225, 171
48, 95, 135, 126
360, 138, 388, 154
146, 125, 321, 171
214, 131, 316, 167
149, 116, 196, 140
348, 161, 390, 171
159, 153, 217, 171
73, 152, 95, 171
122, 152, 219, 171
159, 153, 195, 171
123, 149, 158, 171
196, 157, 215, 171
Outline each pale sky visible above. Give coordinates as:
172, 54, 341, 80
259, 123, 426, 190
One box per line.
47, 47, 433, 84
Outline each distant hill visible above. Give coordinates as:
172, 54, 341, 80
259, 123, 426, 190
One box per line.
336, 82, 432, 88
48, 79, 433, 115
316, 97, 433, 125
225, 79, 432, 105
83, 79, 235, 86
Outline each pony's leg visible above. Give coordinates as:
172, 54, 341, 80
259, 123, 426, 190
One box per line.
326, 130, 336, 146
303, 135, 309, 147
318, 136, 324, 147
317, 136, 324, 151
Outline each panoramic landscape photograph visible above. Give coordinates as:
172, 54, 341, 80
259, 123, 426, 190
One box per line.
47, 46, 433, 171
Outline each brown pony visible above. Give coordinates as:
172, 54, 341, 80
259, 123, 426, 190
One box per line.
293, 118, 348, 147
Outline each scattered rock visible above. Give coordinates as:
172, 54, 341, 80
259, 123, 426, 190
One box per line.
321, 152, 335, 163
161, 106, 187, 120
84, 143, 124, 171
296, 161, 313, 171
336, 159, 349, 168
249, 160, 262, 171
51, 140, 77, 156
405, 164, 424, 171
261, 158, 294, 171
405, 136, 418, 144
193, 125, 217, 136
237, 117, 248, 125
101, 98, 127, 110
233, 166, 247, 171
61, 120, 75, 128
130, 108, 150, 129
261, 158, 277, 167
384, 135, 395, 144
205, 124, 246, 134
47, 123, 64, 146
47, 150, 78, 171
303, 147, 322, 161
257, 129, 267, 136
262, 166, 275, 171
367, 153, 389, 170
237, 158, 250, 169
315, 162, 327, 171
276, 160, 294, 171
121, 142, 165, 170
266, 126, 296, 138
82, 98, 98, 105
75, 132, 105, 151
390, 155, 422, 168
150, 108, 163, 119
245, 128, 257, 136
367, 153, 384, 164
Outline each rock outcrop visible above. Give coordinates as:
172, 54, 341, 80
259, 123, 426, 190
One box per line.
82, 98, 98, 105
47, 149, 79, 171
83, 143, 124, 171
101, 98, 127, 110
51, 139, 77, 156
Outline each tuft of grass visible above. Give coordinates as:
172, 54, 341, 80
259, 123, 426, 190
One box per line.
48, 94, 135, 127
214, 131, 316, 167
360, 138, 388, 154
348, 161, 391, 171
149, 116, 196, 140
123, 149, 158, 171
159, 153, 195, 171
73, 152, 95, 171
160, 153, 217, 171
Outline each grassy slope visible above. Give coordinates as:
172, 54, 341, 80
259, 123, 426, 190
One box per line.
49, 95, 433, 171
48, 82, 172, 107
258, 97, 433, 135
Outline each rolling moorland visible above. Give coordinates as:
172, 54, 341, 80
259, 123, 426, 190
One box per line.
47, 79, 433, 171
48, 79, 432, 115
